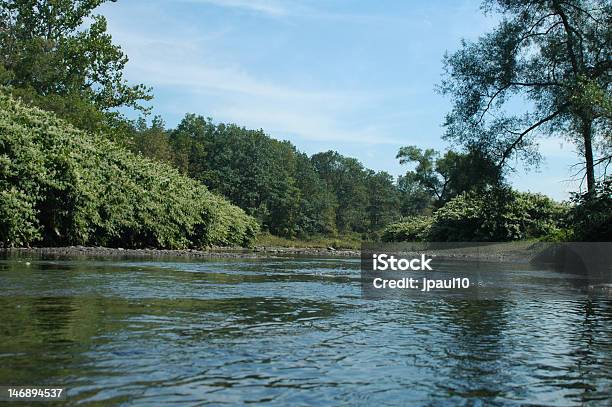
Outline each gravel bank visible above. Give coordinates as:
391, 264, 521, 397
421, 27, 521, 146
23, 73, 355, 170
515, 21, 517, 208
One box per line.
0, 245, 360, 259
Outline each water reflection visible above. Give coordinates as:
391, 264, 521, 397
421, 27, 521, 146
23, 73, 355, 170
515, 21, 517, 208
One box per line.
0, 257, 610, 405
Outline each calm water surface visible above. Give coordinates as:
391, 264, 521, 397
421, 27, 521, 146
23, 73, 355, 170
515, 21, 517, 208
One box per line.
0, 256, 610, 406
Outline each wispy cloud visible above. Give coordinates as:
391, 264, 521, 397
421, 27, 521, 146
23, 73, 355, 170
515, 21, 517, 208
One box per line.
177, 0, 293, 17
111, 26, 402, 145
173, 0, 402, 22
100, 0, 577, 199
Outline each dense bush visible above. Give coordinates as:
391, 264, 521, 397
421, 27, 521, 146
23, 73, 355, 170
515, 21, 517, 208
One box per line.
568, 178, 612, 241
382, 187, 568, 242
0, 91, 258, 248
381, 217, 432, 242
429, 188, 567, 241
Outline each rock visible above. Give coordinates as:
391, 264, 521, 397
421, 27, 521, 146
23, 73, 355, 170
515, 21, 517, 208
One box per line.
587, 283, 612, 294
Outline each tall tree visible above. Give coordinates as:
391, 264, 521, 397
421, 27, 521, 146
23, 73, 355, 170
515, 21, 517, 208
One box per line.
0, 0, 151, 133
132, 116, 173, 164
294, 152, 337, 236
397, 145, 502, 206
440, 0, 611, 192
170, 114, 303, 237
365, 170, 401, 232
311, 151, 370, 233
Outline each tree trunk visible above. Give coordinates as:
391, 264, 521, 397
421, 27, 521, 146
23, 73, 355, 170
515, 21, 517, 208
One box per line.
582, 117, 595, 193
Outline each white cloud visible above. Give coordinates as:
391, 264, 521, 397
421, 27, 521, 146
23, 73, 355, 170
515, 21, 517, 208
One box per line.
177, 0, 293, 17
216, 103, 401, 145
172, 0, 403, 23
110, 25, 402, 145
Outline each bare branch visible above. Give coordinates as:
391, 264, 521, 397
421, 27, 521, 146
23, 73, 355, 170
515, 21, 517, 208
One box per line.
498, 105, 568, 168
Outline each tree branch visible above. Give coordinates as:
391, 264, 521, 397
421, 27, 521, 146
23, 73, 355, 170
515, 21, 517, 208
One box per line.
552, 0, 580, 75
560, 1, 604, 24
477, 81, 562, 126
498, 106, 568, 168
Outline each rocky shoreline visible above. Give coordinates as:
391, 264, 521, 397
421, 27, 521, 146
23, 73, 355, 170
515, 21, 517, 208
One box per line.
0, 241, 548, 263
0, 245, 360, 259
0, 242, 548, 262
2, 242, 608, 270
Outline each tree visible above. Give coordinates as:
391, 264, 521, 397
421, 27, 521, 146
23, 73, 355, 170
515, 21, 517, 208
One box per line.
396, 145, 501, 206
311, 151, 370, 233
396, 146, 443, 203
168, 113, 212, 175
436, 148, 503, 198
440, 0, 611, 193
169, 114, 303, 237
294, 152, 337, 236
397, 173, 433, 216
0, 0, 151, 133
365, 170, 401, 233
132, 116, 173, 164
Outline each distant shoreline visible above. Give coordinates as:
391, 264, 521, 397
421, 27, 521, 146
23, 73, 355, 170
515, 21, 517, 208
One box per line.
0, 245, 360, 259
4, 243, 609, 281
0, 242, 548, 263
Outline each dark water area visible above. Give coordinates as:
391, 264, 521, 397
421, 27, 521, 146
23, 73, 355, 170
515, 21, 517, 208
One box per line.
0, 256, 610, 406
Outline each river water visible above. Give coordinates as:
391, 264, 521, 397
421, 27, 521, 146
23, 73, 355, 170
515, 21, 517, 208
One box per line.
0, 256, 610, 406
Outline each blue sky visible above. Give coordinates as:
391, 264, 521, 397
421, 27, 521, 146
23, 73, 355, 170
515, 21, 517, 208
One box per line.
99, 0, 581, 201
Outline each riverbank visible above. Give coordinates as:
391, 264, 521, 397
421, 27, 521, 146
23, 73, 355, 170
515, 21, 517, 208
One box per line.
0, 241, 551, 262
0, 245, 360, 259
2, 242, 610, 278
254, 233, 362, 250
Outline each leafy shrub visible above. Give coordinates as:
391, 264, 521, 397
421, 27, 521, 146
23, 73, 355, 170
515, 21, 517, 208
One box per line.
381, 217, 432, 242
383, 187, 567, 242
0, 90, 258, 248
0, 187, 40, 246
567, 178, 612, 241
430, 188, 567, 241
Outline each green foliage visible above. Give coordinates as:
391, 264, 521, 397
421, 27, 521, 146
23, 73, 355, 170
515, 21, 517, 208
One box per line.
311, 151, 401, 235
0, 0, 151, 111
435, 149, 503, 199
396, 173, 433, 217
311, 151, 369, 233
366, 170, 401, 234
0, 187, 40, 246
131, 116, 174, 164
383, 187, 567, 242
146, 115, 400, 238
440, 0, 611, 192
0, 0, 151, 139
381, 217, 433, 242
293, 152, 338, 236
567, 178, 612, 241
396, 145, 502, 208
0, 91, 258, 248
396, 146, 440, 200
169, 115, 304, 237
429, 188, 567, 241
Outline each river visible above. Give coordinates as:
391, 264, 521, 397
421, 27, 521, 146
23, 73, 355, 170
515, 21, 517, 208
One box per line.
0, 256, 610, 405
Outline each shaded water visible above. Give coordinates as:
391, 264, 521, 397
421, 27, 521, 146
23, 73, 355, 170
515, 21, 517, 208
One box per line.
0, 256, 610, 405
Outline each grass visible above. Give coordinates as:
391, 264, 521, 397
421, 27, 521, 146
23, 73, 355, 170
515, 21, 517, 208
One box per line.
254, 233, 363, 250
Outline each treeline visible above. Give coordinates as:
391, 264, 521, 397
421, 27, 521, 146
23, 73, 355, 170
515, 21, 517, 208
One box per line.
133, 114, 571, 242
2, 0, 609, 248
131, 115, 402, 238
